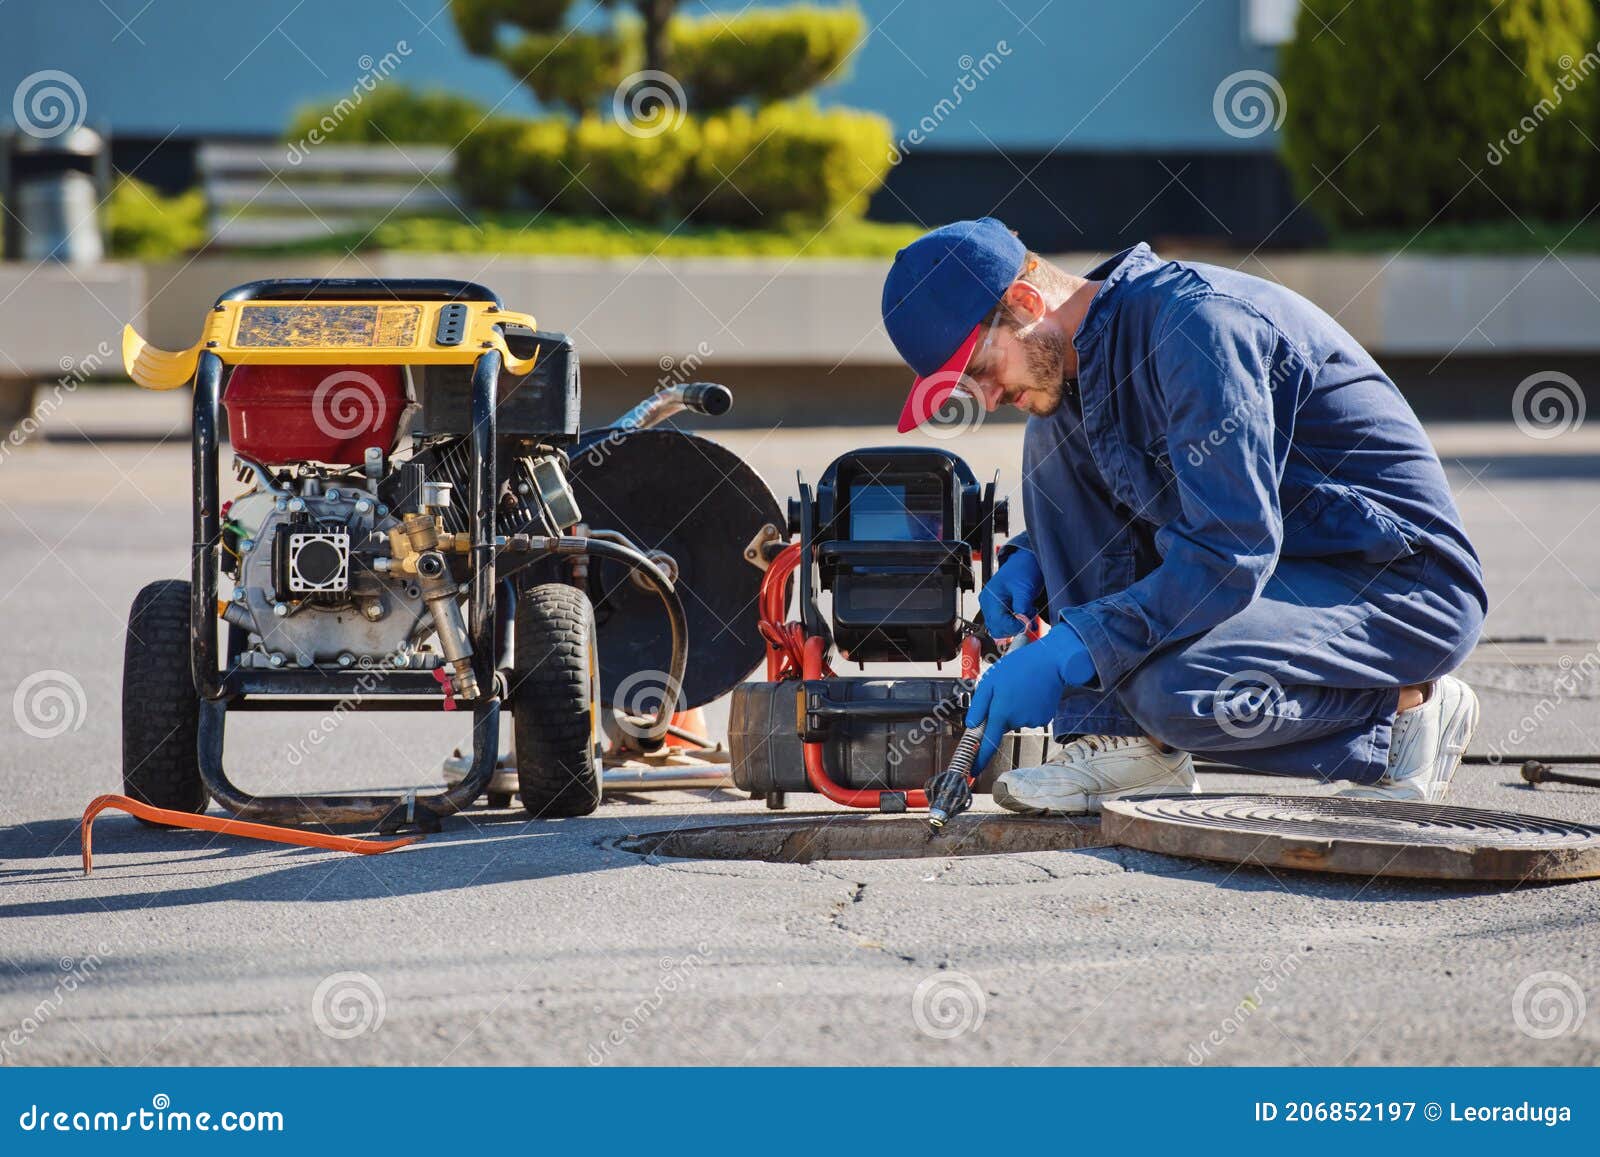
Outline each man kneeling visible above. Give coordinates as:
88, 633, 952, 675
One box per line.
881, 219, 1486, 810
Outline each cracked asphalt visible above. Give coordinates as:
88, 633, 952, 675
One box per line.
2, 410, 1599, 1065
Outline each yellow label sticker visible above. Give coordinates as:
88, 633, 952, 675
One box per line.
234, 304, 423, 349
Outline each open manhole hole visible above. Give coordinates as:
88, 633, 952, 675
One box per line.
616, 813, 1109, 863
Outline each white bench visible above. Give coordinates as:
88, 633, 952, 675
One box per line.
196, 142, 460, 247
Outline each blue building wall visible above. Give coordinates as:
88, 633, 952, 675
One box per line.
1, 0, 1280, 150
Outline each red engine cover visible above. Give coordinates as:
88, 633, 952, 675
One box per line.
224, 364, 405, 466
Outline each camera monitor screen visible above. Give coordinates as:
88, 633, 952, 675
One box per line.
848, 481, 944, 541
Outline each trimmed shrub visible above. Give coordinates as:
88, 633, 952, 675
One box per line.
454, 117, 571, 210
451, 0, 569, 53
497, 31, 632, 115
1280, 0, 1597, 228
103, 177, 207, 259
285, 85, 487, 146
672, 5, 865, 110
681, 102, 892, 225
563, 114, 699, 219
445, 1, 890, 226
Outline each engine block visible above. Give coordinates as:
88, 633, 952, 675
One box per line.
224, 479, 430, 669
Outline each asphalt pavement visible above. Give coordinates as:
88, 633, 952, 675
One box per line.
2, 407, 1598, 1066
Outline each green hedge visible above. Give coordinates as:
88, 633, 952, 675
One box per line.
454, 117, 571, 210
496, 30, 632, 116
457, 3, 864, 115
103, 177, 207, 259
564, 114, 700, 218
455, 101, 891, 225
285, 85, 487, 146
1280, 0, 1597, 228
673, 5, 865, 110
680, 102, 891, 224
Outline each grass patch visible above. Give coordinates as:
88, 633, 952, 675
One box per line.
255, 212, 923, 258
1327, 218, 1600, 255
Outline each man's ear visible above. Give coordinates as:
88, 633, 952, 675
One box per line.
1002, 281, 1046, 324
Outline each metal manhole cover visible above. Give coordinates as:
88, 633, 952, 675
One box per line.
617, 813, 1107, 863
1101, 794, 1600, 881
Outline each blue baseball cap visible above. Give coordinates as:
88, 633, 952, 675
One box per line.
881, 217, 1026, 433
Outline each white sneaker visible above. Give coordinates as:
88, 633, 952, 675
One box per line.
1337, 674, 1479, 803
992, 735, 1198, 815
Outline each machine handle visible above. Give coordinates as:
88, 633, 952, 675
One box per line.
213, 278, 503, 306
679, 382, 733, 416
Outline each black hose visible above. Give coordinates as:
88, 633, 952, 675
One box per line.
498, 535, 687, 752
581, 538, 687, 752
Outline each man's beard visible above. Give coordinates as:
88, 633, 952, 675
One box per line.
1011, 323, 1069, 416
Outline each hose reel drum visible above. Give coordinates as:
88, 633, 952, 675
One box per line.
566, 426, 785, 714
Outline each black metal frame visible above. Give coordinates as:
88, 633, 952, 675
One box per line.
793, 449, 1004, 662
188, 279, 505, 832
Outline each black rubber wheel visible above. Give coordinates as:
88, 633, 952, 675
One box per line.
122, 579, 208, 822
486, 791, 514, 809
511, 583, 601, 817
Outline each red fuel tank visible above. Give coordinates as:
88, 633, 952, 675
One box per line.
223, 364, 405, 465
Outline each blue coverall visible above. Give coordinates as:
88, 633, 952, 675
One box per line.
1015, 244, 1487, 784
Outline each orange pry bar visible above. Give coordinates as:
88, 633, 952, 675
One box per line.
80, 794, 422, 876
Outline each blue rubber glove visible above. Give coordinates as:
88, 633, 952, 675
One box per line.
978, 547, 1044, 640
965, 625, 1096, 769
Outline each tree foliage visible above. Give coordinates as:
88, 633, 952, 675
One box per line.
1280, 0, 1598, 228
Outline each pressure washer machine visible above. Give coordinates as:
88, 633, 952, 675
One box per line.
118, 278, 696, 833
730, 446, 1049, 811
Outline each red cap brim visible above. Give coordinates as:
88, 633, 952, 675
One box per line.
896, 325, 983, 433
